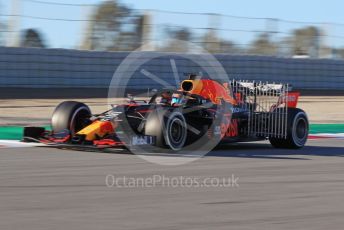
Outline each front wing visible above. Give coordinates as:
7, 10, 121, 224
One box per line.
22, 126, 156, 150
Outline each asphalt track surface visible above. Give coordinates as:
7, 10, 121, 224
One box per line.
1, 139, 344, 230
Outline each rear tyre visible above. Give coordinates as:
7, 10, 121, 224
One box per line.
269, 108, 308, 149
51, 101, 91, 134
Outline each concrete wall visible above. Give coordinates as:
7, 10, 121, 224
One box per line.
1, 47, 344, 90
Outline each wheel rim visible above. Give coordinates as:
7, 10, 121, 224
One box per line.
170, 119, 183, 143
70, 107, 91, 134
296, 118, 307, 139
292, 115, 308, 147
166, 115, 187, 151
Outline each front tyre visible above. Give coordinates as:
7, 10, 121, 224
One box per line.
51, 101, 91, 134
269, 108, 309, 149
164, 111, 187, 151
144, 108, 187, 151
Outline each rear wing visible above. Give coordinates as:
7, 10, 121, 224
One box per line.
284, 91, 300, 108
232, 80, 300, 108
230, 80, 300, 139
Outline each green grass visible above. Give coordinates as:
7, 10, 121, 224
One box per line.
0, 126, 51, 140
309, 124, 344, 134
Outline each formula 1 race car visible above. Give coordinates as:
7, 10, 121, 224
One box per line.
23, 74, 309, 152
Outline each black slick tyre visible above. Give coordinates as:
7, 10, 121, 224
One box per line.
51, 101, 91, 134
269, 108, 309, 149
